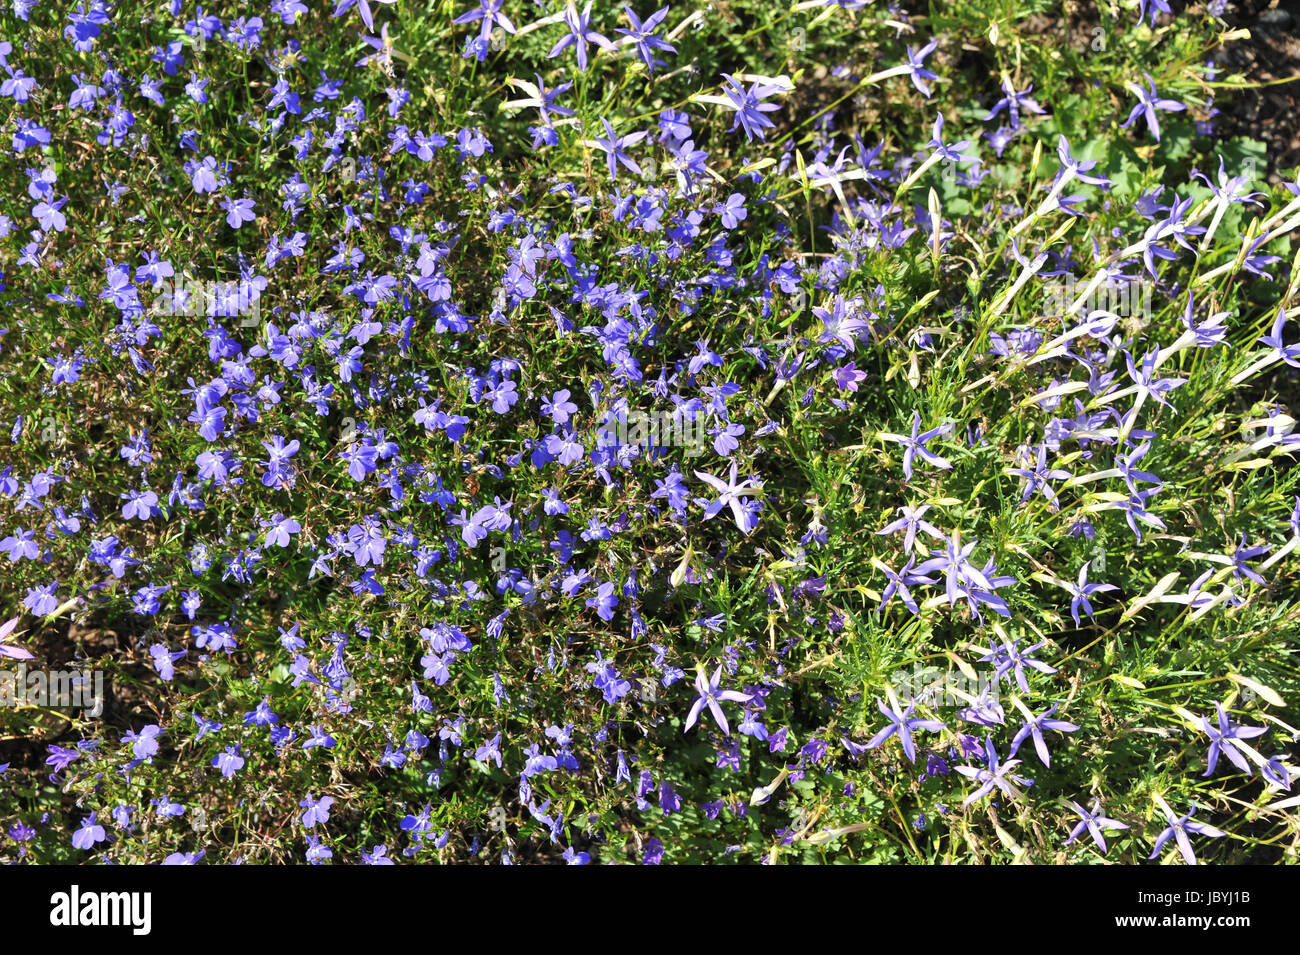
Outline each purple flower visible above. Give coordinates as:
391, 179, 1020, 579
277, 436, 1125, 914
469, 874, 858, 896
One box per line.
46, 744, 81, 772
1263, 756, 1291, 791
1230, 534, 1270, 586
615, 5, 675, 72
304, 835, 333, 864
881, 411, 952, 480
1137, 0, 1172, 27
1138, 196, 1202, 278
876, 504, 944, 555
303, 725, 336, 750
1054, 135, 1111, 189
23, 583, 59, 617
125, 724, 163, 761
1120, 75, 1185, 142
1199, 703, 1267, 777
361, 844, 395, 865
541, 389, 579, 425
925, 112, 979, 165
693, 462, 763, 533
954, 735, 1031, 806
1064, 800, 1129, 855
453, 0, 516, 41
475, 732, 503, 768
592, 117, 647, 181
222, 197, 257, 229
1065, 560, 1118, 627
1193, 156, 1265, 210
982, 78, 1045, 130
1006, 442, 1072, 509
244, 697, 280, 727
299, 794, 335, 828
864, 696, 946, 762
833, 362, 868, 391
486, 379, 519, 414
978, 638, 1057, 694
903, 40, 939, 97
718, 73, 785, 142
876, 556, 928, 615
718, 193, 747, 229
72, 813, 107, 850
331, 0, 397, 32
1008, 704, 1078, 766
642, 837, 664, 864
163, 850, 206, 865
547, 1, 614, 71
585, 581, 618, 621
0, 528, 40, 563
192, 713, 222, 741
212, 746, 245, 778
1148, 803, 1226, 865
658, 780, 682, 814
190, 155, 221, 193
522, 743, 557, 778
33, 196, 67, 233
264, 513, 302, 548
1257, 308, 1300, 369
120, 488, 160, 521
586, 652, 632, 704
683, 664, 752, 736
0, 616, 33, 660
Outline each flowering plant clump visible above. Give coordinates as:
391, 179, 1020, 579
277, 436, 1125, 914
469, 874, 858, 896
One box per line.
0, 0, 1297, 865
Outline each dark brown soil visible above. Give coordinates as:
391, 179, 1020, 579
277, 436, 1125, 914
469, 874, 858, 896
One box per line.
0, 616, 160, 770
1216, 0, 1300, 183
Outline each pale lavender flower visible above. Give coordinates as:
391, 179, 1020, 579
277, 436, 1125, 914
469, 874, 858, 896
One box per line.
1009, 704, 1079, 766
881, 411, 952, 480
1065, 560, 1118, 627
1148, 803, 1225, 865
954, 735, 1031, 806
864, 697, 946, 762
876, 504, 944, 555
1063, 800, 1129, 855
718, 73, 785, 142
547, 1, 615, 71
1199, 703, 1266, 777
0, 615, 33, 660
693, 462, 763, 533
683, 663, 752, 736
903, 40, 938, 98
1120, 75, 1185, 142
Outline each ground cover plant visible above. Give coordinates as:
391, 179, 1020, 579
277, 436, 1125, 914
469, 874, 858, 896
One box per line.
0, 0, 1298, 865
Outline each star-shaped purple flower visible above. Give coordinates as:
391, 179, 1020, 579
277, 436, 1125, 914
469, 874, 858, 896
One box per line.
684, 664, 752, 736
